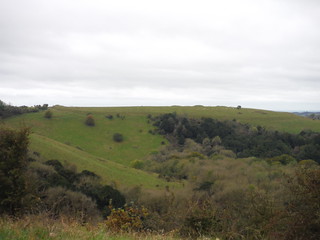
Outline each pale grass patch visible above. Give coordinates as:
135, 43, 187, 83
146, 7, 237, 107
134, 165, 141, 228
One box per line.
0, 215, 181, 240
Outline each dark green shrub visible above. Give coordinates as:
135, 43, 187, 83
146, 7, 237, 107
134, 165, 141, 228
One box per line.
44, 160, 78, 186
113, 133, 123, 142
78, 184, 126, 218
130, 160, 144, 169
85, 115, 95, 126
44, 110, 52, 119
45, 159, 64, 171
78, 170, 100, 179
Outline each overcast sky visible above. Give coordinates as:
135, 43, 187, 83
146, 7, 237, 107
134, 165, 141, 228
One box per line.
1, 0, 320, 111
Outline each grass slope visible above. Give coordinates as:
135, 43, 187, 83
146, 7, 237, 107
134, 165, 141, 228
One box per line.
6, 106, 166, 166
29, 133, 174, 189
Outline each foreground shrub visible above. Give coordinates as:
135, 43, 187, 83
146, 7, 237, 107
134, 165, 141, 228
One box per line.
270, 167, 320, 240
180, 200, 222, 239
105, 205, 149, 232
0, 127, 30, 215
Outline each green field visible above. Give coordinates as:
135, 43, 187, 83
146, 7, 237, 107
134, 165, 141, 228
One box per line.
4, 105, 320, 187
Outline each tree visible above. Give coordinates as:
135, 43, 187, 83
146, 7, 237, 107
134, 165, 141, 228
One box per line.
0, 127, 30, 214
85, 115, 95, 126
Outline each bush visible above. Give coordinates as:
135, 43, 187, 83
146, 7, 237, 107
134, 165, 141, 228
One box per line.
85, 115, 95, 126
44, 110, 52, 119
113, 133, 123, 142
44, 186, 100, 222
130, 160, 144, 169
78, 184, 126, 218
180, 200, 222, 238
105, 205, 149, 232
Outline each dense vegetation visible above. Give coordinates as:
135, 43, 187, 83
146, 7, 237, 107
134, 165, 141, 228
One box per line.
153, 112, 320, 163
0, 127, 125, 220
0, 100, 48, 119
1, 104, 320, 239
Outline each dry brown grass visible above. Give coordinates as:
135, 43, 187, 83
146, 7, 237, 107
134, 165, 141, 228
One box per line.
0, 215, 181, 240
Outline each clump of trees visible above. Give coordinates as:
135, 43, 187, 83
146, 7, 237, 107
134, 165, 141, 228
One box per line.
0, 100, 48, 119
152, 113, 320, 164
131, 152, 320, 239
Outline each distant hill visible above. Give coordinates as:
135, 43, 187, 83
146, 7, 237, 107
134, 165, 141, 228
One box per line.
3, 105, 320, 187
293, 111, 320, 120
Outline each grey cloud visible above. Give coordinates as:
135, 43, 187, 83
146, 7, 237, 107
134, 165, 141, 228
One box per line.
1, 0, 320, 111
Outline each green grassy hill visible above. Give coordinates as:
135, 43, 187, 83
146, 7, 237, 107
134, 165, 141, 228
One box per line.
29, 133, 170, 188
51, 105, 320, 133
4, 105, 320, 187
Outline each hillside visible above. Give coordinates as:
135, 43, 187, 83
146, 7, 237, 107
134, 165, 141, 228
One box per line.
29, 133, 171, 188
4, 105, 320, 187
56, 105, 320, 133
2, 105, 320, 239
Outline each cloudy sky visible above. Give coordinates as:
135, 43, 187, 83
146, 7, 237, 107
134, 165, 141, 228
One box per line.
1, 0, 320, 111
